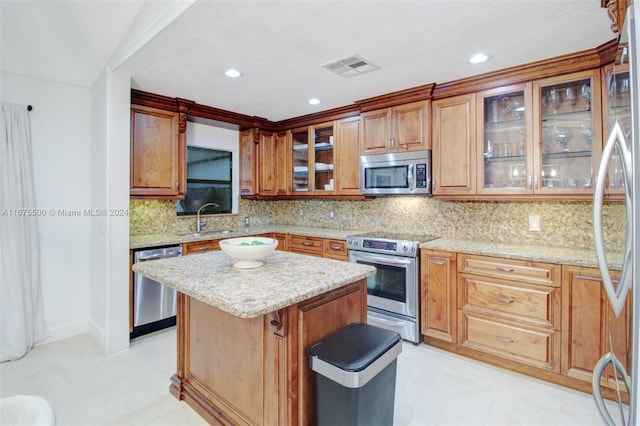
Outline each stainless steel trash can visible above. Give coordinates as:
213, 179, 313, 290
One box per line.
308, 322, 402, 426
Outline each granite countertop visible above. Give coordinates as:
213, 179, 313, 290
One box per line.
420, 238, 624, 270
130, 225, 364, 250
132, 250, 375, 318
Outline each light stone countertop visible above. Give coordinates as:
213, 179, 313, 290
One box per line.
130, 225, 364, 250
131, 250, 375, 318
420, 238, 624, 270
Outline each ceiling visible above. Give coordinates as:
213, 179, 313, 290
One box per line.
1, 0, 616, 122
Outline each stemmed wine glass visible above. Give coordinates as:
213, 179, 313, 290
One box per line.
552, 126, 571, 151
619, 78, 630, 104
580, 123, 592, 150
581, 84, 591, 111
548, 88, 561, 114
565, 87, 576, 112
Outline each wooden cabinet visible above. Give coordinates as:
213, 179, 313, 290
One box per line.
130, 105, 186, 199
323, 239, 348, 261
601, 62, 632, 199
360, 100, 430, 155
432, 94, 477, 196
334, 116, 361, 195
274, 131, 289, 196
172, 280, 367, 425
239, 128, 258, 196
258, 130, 277, 197
561, 265, 630, 392
182, 239, 220, 255
288, 234, 324, 257
433, 69, 605, 201
420, 250, 457, 343
457, 254, 561, 371
289, 122, 336, 194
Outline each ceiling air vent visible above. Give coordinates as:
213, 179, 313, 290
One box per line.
322, 55, 379, 78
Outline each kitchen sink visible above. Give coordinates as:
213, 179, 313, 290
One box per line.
177, 230, 236, 237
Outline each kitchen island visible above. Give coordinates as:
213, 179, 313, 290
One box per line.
132, 250, 375, 425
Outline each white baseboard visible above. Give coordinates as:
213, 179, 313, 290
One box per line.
38, 321, 90, 345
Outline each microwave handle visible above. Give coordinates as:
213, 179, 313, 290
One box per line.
408, 164, 414, 190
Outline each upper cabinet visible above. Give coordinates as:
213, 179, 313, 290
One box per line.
601, 62, 632, 199
360, 100, 430, 155
532, 70, 602, 197
130, 105, 186, 199
433, 68, 604, 200
290, 121, 336, 194
432, 94, 477, 196
239, 128, 258, 197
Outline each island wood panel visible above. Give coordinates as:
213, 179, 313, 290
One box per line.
171, 279, 367, 426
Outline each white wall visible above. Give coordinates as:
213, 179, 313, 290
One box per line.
1, 71, 92, 341
187, 121, 239, 214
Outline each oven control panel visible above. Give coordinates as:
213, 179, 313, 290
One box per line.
346, 237, 419, 257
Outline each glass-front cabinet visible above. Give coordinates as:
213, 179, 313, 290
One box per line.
478, 84, 532, 195
533, 70, 602, 196
602, 63, 631, 198
290, 122, 335, 194
477, 70, 602, 198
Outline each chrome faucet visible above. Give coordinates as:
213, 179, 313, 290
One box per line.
196, 202, 219, 232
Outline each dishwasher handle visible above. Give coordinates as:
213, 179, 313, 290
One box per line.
137, 251, 182, 262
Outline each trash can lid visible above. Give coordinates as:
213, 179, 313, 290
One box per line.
308, 323, 401, 372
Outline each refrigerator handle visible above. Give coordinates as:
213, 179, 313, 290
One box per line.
593, 121, 633, 318
592, 350, 631, 426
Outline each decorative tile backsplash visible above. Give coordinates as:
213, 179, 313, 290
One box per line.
130, 197, 625, 252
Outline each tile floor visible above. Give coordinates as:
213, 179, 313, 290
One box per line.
0, 327, 625, 425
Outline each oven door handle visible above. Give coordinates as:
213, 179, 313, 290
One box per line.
351, 253, 413, 268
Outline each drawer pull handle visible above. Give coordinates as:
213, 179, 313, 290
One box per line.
329, 244, 342, 250
496, 266, 514, 272
196, 246, 211, 251
431, 260, 446, 265
495, 296, 514, 304
496, 336, 514, 344
303, 241, 312, 246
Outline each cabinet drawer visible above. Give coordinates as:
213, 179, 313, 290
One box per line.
183, 240, 220, 255
458, 254, 560, 287
288, 235, 323, 256
460, 312, 560, 372
324, 239, 347, 260
459, 276, 560, 329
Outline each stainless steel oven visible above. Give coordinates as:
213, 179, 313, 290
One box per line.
347, 232, 439, 343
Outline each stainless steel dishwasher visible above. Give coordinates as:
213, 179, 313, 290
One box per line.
131, 245, 182, 338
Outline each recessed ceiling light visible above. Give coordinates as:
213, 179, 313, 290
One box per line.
224, 69, 242, 78
468, 53, 490, 64
308, 98, 321, 105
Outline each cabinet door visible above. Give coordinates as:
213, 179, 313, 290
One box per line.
239, 129, 258, 196
476, 84, 533, 196
130, 105, 184, 198
432, 94, 476, 196
259, 130, 276, 196
360, 109, 391, 155
290, 127, 311, 194
561, 266, 630, 390
601, 63, 632, 199
392, 100, 430, 151
533, 70, 602, 197
275, 132, 289, 196
311, 122, 336, 194
183, 240, 220, 255
420, 250, 457, 343
335, 116, 361, 195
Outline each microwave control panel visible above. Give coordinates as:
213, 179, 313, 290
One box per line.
415, 163, 427, 188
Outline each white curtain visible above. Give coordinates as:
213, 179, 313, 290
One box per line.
0, 102, 48, 362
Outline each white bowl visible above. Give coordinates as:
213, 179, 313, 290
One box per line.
219, 237, 278, 268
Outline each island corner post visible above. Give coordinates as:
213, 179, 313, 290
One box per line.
169, 279, 368, 425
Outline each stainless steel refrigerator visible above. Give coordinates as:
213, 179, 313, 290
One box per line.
592, 4, 639, 425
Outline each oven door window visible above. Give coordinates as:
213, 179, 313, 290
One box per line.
364, 165, 409, 189
357, 260, 407, 303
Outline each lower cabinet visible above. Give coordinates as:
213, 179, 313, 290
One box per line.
182, 239, 220, 255
561, 265, 630, 393
420, 250, 629, 398
420, 250, 457, 343
288, 234, 348, 261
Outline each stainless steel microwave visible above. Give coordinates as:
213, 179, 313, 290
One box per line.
360, 150, 431, 195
